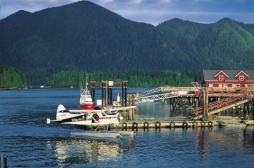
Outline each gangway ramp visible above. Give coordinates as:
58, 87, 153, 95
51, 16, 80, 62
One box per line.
134, 86, 199, 103
193, 95, 250, 119
135, 87, 161, 97
136, 92, 178, 103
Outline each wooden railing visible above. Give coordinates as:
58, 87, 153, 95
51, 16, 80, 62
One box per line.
192, 90, 251, 116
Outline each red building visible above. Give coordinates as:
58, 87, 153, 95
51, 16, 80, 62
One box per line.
203, 70, 254, 92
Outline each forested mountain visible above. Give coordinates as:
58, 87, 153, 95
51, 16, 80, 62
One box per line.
0, 66, 27, 88
156, 18, 254, 69
0, 1, 254, 85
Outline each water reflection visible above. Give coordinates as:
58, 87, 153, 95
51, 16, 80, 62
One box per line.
194, 126, 254, 163
45, 135, 135, 167
196, 127, 211, 160
243, 126, 254, 148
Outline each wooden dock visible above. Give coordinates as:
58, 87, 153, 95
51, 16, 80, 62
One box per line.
133, 86, 254, 121
118, 120, 214, 130
117, 116, 253, 130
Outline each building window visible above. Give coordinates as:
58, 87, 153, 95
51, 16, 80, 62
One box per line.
250, 85, 254, 91
239, 75, 244, 81
219, 75, 224, 81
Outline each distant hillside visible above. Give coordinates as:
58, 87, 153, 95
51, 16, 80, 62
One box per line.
0, 1, 254, 84
0, 66, 27, 88
157, 18, 254, 69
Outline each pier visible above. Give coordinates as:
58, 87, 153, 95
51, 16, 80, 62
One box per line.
87, 80, 254, 129
117, 116, 254, 130
119, 120, 214, 130
123, 85, 254, 129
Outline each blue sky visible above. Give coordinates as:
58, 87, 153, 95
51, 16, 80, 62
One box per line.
1, 0, 254, 25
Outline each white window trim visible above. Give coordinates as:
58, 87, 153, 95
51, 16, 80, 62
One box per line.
239, 75, 244, 81
219, 75, 224, 81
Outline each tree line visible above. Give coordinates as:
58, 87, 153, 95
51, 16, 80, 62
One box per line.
45, 70, 202, 88
0, 66, 27, 89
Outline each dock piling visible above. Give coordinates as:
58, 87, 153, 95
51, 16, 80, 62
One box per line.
0, 154, 7, 168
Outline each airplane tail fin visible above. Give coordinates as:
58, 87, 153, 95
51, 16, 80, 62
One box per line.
57, 104, 66, 112
56, 104, 66, 120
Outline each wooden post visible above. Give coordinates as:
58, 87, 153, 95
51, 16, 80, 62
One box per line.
128, 95, 135, 121
122, 82, 125, 106
252, 98, 254, 120
124, 81, 128, 106
188, 97, 191, 106
102, 81, 107, 107
218, 97, 221, 116
169, 98, 173, 117
203, 88, 208, 120
128, 108, 133, 121
108, 86, 112, 105
195, 97, 199, 108
226, 97, 229, 116
0, 154, 7, 168
244, 102, 250, 119
91, 81, 95, 102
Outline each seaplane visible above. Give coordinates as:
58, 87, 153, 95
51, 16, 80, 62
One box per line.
46, 104, 136, 137
47, 77, 136, 137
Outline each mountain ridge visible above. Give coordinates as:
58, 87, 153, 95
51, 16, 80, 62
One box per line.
0, 1, 254, 84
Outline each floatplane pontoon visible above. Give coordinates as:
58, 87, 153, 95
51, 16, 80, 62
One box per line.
46, 104, 136, 137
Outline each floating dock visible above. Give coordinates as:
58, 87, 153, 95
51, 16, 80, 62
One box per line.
119, 120, 214, 130
118, 117, 254, 130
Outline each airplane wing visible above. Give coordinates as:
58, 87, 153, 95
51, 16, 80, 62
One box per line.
106, 106, 137, 112
57, 104, 136, 114
67, 109, 106, 114
66, 106, 136, 114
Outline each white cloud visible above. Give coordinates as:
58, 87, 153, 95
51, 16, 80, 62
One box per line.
99, 0, 114, 4
159, 0, 175, 3
131, 0, 143, 4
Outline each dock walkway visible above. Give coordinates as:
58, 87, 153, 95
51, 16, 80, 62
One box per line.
119, 119, 214, 130
133, 86, 254, 120
118, 116, 254, 130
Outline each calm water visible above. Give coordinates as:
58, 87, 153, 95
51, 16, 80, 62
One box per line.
0, 88, 254, 167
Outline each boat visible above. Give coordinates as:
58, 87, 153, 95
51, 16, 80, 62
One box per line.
113, 93, 121, 107
78, 77, 95, 110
